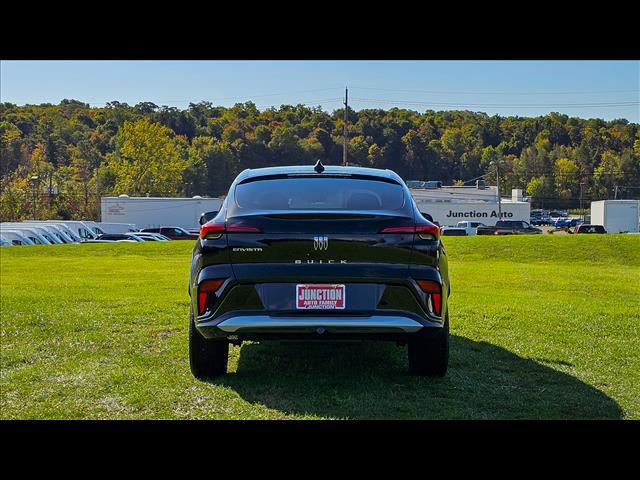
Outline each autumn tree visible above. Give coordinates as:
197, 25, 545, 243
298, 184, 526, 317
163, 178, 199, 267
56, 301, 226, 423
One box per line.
107, 119, 188, 196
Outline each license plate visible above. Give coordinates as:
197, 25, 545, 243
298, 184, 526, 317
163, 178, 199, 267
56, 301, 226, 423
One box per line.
296, 284, 345, 310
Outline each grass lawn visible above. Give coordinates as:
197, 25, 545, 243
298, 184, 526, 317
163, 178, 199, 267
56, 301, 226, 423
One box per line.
1, 235, 638, 419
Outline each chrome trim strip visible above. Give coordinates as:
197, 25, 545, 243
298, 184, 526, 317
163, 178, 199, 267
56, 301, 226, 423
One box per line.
216, 315, 423, 333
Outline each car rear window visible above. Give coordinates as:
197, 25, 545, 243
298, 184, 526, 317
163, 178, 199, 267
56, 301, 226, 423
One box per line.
234, 177, 405, 211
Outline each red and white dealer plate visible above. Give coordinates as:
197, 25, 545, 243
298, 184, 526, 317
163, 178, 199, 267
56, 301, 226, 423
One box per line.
296, 284, 346, 310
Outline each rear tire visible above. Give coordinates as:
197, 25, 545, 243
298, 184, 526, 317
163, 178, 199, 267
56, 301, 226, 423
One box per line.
408, 313, 449, 377
189, 309, 228, 379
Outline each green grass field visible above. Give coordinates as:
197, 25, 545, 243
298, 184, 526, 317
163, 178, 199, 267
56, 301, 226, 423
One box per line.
1, 235, 638, 419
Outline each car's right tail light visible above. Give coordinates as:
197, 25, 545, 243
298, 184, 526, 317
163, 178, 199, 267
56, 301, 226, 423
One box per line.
416, 279, 442, 316
379, 223, 440, 240
197, 279, 225, 315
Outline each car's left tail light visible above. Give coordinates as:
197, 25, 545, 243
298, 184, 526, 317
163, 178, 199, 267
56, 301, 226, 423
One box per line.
416, 279, 442, 316
197, 279, 225, 315
200, 220, 261, 239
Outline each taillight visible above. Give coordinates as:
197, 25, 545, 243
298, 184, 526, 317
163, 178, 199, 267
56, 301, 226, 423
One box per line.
197, 279, 225, 315
416, 279, 442, 316
380, 223, 440, 240
415, 224, 440, 240
200, 221, 225, 239
200, 221, 261, 239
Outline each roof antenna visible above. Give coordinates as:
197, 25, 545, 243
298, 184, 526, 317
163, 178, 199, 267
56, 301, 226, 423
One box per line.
314, 159, 325, 173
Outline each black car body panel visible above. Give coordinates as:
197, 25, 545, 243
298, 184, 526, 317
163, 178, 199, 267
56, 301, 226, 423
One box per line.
189, 165, 450, 344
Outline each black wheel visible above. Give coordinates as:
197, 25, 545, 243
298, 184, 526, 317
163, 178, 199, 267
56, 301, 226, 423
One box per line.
408, 313, 449, 376
189, 309, 228, 379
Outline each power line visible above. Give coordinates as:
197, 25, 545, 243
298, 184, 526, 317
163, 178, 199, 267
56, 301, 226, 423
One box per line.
254, 97, 344, 109
349, 97, 640, 108
351, 86, 640, 96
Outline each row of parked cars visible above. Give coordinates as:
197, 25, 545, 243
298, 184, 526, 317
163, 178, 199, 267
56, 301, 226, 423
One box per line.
439, 219, 607, 236
441, 220, 543, 236
0, 220, 199, 246
529, 209, 570, 226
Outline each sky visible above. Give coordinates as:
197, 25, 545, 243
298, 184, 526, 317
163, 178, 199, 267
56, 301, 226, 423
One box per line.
1, 60, 638, 122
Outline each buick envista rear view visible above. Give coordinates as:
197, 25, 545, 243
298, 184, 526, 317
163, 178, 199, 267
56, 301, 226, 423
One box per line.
188, 162, 451, 378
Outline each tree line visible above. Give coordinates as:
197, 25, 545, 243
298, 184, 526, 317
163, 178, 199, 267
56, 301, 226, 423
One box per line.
1, 99, 638, 221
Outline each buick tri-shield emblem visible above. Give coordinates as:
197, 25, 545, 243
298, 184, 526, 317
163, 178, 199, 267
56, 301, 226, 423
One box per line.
313, 235, 329, 250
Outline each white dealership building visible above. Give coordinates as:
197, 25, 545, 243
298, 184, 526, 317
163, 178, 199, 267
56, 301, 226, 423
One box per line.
409, 183, 531, 227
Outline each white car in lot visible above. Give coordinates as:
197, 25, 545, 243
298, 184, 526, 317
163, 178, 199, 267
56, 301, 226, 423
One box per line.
25, 221, 84, 242
0, 230, 36, 246
1, 224, 60, 244
455, 221, 486, 236
21, 223, 77, 244
1, 225, 52, 245
45, 221, 97, 241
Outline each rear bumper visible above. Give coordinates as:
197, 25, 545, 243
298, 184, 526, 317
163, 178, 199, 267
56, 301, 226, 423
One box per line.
218, 314, 423, 333
195, 311, 441, 339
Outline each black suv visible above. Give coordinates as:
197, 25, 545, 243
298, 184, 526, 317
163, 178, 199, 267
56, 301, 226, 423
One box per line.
188, 163, 451, 378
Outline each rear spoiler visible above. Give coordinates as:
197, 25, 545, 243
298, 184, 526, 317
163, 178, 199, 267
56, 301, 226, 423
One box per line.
237, 173, 402, 186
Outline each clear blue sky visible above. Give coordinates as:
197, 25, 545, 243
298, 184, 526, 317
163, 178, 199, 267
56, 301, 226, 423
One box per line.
1, 61, 638, 122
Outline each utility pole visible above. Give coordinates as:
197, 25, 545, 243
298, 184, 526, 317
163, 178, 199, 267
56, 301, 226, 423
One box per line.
30, 175, 39, 219
343, 87, 348, 166
96, 164, 101, 222
491, 161, 502, 220
614, 185, 619, 200
579, 182, 585, 220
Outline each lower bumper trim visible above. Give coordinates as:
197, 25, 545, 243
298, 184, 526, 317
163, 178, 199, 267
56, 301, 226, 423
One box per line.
215, 315, 424, 333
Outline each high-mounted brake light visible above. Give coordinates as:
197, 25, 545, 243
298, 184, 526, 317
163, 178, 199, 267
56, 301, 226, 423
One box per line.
416, 279, 442, 316
200, 221, 261, 239
197, 279, 225, 315
380, 224, 440, 240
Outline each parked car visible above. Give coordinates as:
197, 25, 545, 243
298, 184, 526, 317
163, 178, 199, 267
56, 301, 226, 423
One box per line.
553, 217, 572, 228
24, 221, 84, 242
134, 232, 171, 241
44, 223, 83, 242
476, 220, 542, 235
441, 227, 467, 236
96, 222, 138, 234
1, 224, 61, 244
574, 224, 607, 234
25, 223, 77, 243
531, 215, 552, 226
189, 162, 450, 379
95, 233, 145, 242
549, 210, 568, 218
42, 220, 97, 241
141, 226, 199, 240
455, 221, 485, 236
1, 225, 52, 245
553, 217, 583, 229
0, 230, 36, 245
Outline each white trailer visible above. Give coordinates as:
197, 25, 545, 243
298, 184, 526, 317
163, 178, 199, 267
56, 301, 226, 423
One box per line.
590, 200, 640, 233
101, 196, 224, 230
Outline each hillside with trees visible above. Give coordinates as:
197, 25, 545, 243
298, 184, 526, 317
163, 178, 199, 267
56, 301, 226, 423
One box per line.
1, 99, 638, 221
